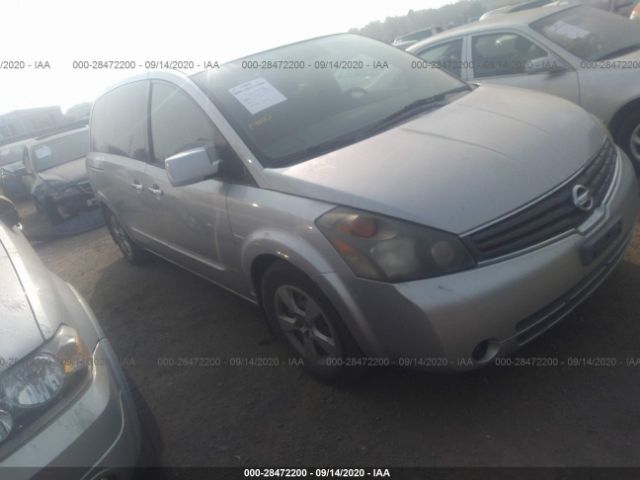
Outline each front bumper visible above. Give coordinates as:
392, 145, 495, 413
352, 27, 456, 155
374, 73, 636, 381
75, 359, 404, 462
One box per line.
0, 338, 141, 479
52, 187, 98, 217
316, 147, 640, 370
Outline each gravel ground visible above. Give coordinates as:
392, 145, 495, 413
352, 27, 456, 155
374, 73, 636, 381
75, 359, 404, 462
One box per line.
18, 200, 640, 468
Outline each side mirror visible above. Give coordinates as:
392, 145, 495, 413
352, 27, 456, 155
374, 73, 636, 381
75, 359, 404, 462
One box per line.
525, 55, 567, 75
165, 147, 220, 187
0, 196, 20, 228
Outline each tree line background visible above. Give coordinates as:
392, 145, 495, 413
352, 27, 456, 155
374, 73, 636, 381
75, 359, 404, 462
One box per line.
348, 0, 519, 42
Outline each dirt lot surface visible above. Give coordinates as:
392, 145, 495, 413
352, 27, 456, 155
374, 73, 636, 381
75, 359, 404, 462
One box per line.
19, 200, 640, 467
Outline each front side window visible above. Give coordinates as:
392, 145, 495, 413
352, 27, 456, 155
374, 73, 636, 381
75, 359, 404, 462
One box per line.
418, 39, 464, 77
90, 81, 149, 161
150, 82, 241, 178
472, 33, 547, 78
191, 34, 467, 167
29, 130, 90, 172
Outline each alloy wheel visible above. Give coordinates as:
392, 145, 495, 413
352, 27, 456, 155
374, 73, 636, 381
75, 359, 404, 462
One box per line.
273, 285, 338, 365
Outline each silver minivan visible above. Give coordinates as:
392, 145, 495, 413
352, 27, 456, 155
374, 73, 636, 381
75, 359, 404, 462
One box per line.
88, 34, 639, 383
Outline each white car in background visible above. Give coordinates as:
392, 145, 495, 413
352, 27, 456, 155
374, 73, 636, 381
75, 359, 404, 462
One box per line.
0, 196, 146, 476
409, 5, 640, 172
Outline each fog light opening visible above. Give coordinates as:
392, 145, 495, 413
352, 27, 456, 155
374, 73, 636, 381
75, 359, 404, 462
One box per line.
471, 339, 499, 363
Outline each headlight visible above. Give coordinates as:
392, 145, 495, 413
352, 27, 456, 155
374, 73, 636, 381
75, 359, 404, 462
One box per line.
316, 207, 475, 282
0, 325, 92, 445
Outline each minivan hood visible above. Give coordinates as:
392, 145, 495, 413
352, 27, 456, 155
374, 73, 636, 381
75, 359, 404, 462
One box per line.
262, 84, 606, 233
37, 156, 88, 186
0, 240, 44, 372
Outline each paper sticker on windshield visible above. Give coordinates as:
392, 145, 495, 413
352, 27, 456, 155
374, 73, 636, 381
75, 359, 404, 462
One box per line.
229, 77, 287, 115
547, 21, 590, 40
34, 145, 52, 159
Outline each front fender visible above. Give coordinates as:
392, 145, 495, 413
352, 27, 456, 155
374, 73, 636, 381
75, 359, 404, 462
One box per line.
239, 226, 339, 292
238, 227, 382, 356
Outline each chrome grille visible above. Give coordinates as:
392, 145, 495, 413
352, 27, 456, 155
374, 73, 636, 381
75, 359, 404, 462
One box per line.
464, 140, 617, 261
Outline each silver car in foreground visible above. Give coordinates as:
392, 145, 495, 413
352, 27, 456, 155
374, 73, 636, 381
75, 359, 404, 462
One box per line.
408, 5, 640, 171
88, 34, 639, 383
0, 197, 142, 476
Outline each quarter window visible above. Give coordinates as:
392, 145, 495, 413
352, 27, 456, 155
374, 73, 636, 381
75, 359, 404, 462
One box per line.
417, 39, 464, 77
471, 33, 547, 78
91, 81, 149, 161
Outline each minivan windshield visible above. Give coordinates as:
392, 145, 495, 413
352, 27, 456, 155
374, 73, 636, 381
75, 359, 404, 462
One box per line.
532, 6, 640, 61
192, 34, 468, 167
30, 129, 90, 172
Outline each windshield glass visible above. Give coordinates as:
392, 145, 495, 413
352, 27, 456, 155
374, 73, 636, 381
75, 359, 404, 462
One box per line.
30, 129, 90, 172
0, 144, 27, 167
531, 6, 640, 61
192, 34, 466, 167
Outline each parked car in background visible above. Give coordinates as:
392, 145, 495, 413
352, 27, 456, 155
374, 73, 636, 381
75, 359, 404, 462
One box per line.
392, 26, 443, 50
24, 126, 96, 224
409, 5, 640, 172
88, 34, 638, 383
0, 141, 29, 200
480, 0, 553, 21
0, 196, 142, 475
547, 0, 640, 17
481, 0, 638, 20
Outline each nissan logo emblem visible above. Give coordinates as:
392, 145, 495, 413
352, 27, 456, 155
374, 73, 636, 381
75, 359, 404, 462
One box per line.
572, 184, 594, 212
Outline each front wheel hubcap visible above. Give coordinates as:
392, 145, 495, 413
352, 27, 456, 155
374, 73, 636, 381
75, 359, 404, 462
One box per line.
274, 285, 338, 365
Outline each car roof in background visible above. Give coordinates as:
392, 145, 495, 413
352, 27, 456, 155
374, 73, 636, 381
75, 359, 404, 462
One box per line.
407, 4, 578, 51
0, 119, 88, 148
397, 26, 440, 38
31, 125, 89, 146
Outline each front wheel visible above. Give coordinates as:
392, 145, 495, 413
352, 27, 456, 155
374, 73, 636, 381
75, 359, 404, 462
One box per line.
104, 209, 149, 265
261, 261, 364, 384
616, 109, 640, 176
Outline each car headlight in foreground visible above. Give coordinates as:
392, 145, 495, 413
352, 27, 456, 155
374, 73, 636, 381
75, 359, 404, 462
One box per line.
0, 325, 92, 444
316, 207, 475, 282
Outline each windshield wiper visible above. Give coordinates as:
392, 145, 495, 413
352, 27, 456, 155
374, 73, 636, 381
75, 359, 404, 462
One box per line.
595, 44, 640, 61
364, 85, 471, 136
269, 85, 471, 168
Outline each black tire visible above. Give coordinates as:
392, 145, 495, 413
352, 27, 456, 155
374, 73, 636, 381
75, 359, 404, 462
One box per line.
104, 208, 150, 265
615, 109, 640, 176
261, 260, 365, 384
123, 372, 164, 471
43, 199, 63, 225
33, 197, 43, 214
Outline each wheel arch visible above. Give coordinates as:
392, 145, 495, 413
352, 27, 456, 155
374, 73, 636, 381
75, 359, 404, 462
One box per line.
242, 229, 379, 356
609, 96, 640, 139
242, 228, 338, 300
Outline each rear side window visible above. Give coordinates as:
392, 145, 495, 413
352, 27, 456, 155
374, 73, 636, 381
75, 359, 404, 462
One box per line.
91, 81, 150, 161
150, 82, 238, 170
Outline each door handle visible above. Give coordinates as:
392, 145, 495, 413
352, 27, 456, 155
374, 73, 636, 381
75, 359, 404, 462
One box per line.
148, 185, 163, 196
131, 181, 143, 192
